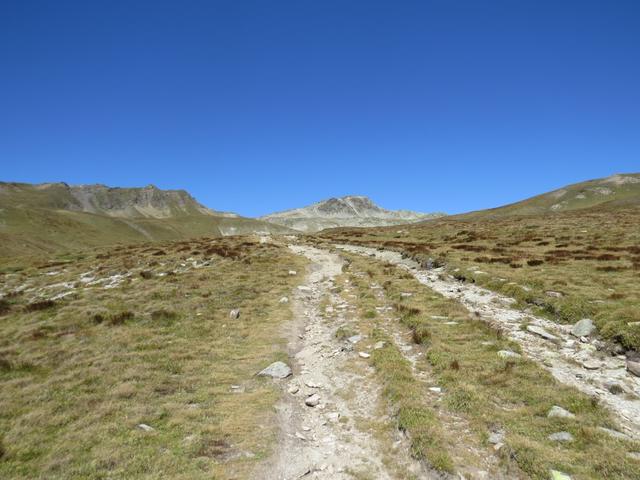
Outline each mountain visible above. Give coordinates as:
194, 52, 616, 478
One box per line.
260, 195, 444, 232
0, 182, 292, 258
456, 173, 640, 220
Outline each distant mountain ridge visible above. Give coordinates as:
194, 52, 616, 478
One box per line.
261, 195, 444, 232
0, 182, 291, 258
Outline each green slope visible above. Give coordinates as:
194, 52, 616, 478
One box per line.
455, 173, 640, 220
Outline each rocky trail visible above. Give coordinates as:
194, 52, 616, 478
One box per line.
252, 245, 427, 479
335, 244, 640, 442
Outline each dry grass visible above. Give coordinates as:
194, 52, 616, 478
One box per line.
0, 236, 306, 479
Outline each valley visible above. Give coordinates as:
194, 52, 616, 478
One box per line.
0, 174, 639, 479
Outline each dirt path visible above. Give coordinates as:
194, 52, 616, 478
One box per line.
253, 245, 425, 479
336, 244, 640, 441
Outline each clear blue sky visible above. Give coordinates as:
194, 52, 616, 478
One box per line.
1, 1, 638, 216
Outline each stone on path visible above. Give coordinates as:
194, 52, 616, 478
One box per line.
305, 393, 321, 407
527, 325, 560, 342
571, 318, 596, 337
547, 406, 575, 419
258, 361, 292, 379
548, 431, 574, 442
229, 309, 240, 319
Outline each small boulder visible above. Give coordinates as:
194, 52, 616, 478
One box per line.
288, 270, 297, 276
571, 318, 596, 338
546, 291, 563, 298
547, 406, 575, 419
548, 431, 574, 442
279, 297, 289, 304
258, 361, 292, 379
488, 432, 504, 445
347, 334, 363, 344
229, 309, 240, 319
305, 393, 321, 407
137, 423, 155, 432
358, 352, 370, 359
373, 341, 386, 350
550, 470, 572, 480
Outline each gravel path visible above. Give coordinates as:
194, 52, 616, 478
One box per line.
253, 245, 427, 479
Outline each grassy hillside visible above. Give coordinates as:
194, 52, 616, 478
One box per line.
0, 237, 306, 479
0, 182, 293, 258
319, 176, 640, 351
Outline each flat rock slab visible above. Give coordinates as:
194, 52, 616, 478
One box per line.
258, 361, 292, 379
527, 325, 560, 342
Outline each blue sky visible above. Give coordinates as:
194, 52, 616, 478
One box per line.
1, 1, 638, 216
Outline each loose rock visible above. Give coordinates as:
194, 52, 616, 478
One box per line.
137, 423, 155, 432
229, 309, 241, 319
358, 352, 370, 359
279, 296, 289, 304
626, 360, 640, 377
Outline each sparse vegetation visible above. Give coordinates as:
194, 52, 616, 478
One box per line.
337, 251, 640, 479
320, 205, 640, 351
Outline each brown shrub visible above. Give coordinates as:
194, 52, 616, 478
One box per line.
24, 299, 56, 312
